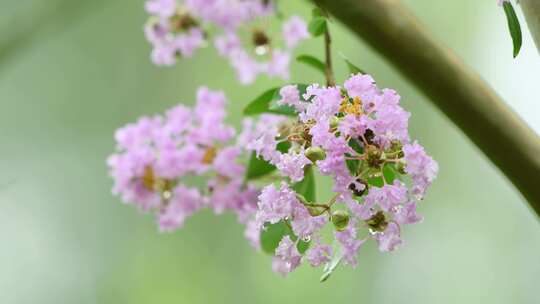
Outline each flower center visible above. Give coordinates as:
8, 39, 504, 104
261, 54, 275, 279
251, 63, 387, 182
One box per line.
170, 12, 198, 32
340, 96, 363, 116
142, 166, 156, 191
202, 147, 217, 164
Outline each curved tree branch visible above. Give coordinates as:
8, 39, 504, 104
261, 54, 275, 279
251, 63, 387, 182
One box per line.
521, 0, 540, 53
312, 0, 540, 216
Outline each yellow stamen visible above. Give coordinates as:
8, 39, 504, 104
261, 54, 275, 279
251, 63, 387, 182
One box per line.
202, 147, 217, 164
339, 96, 364, 116
142, 166, 156, 191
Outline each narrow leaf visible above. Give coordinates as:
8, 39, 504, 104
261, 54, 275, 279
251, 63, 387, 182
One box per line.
308, 17, 327, 37
503, 2, 522, 58
343, 58, 366, 75
296, 54, 326, 74
320, 242, 343, 282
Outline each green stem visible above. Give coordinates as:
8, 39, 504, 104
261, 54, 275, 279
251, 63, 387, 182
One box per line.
323, 16, 336, 86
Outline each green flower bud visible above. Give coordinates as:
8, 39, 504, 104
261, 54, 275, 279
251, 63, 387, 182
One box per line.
331, 210, 350, 231
396, 161, 407, 174
305, 146, 326, 162
330, 116, 340, 129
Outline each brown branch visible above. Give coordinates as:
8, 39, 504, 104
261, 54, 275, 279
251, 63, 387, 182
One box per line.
312, 0, 540, 216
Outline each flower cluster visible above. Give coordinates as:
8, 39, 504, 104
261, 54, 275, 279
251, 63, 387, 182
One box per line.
144, 0, 310, 84
107, 87, 260, 245
247, 73, 438, 276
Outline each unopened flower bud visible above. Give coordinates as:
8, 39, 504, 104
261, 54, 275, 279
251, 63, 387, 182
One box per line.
330, 116, 340, 129
305, 146, 326, 162
366, 145, 383, 168
171, 13, 198, 32
252, 29, 270, 46
366, 211, 388, 232
331, 210, 350, 231
396, 161, 407, 174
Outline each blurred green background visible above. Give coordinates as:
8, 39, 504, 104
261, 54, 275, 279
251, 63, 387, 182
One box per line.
1, 0, 539, 303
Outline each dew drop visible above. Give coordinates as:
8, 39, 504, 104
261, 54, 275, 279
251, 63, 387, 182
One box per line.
255, 45, 268, 56
162, 190, 172, 200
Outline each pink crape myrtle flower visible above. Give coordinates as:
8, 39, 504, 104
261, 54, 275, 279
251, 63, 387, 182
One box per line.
108, 87, 261, 247
247, 73, 438, 276
143, 0, 310, 84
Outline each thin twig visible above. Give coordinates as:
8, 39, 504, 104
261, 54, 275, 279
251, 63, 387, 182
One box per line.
324, 26, 336, 87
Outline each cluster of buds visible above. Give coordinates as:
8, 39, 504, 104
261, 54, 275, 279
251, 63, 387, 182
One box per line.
247, 73, 438, 276
144, 0, 310, 84
107, 87, 260, 247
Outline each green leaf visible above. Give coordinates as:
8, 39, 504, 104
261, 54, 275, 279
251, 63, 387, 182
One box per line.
345, 158, 360, 176
368, 175, 384, 188
245, 152, 276, 180
260, 220, 311, 255
297, 239, 310, 254
268, 105, 297, 116
368, 164, 399, 187
260, 221, 290, 254
243, 88, 280, 116
382, 163, 397, 184
292, 166, 316, 202
348, 138, 364, 154
503, 2, 522, 58
296, 54, 326, 75
243, 84, 310, 116
244, 142, 291, 181
308, 17, 327, 37
338, 53, 366, 75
